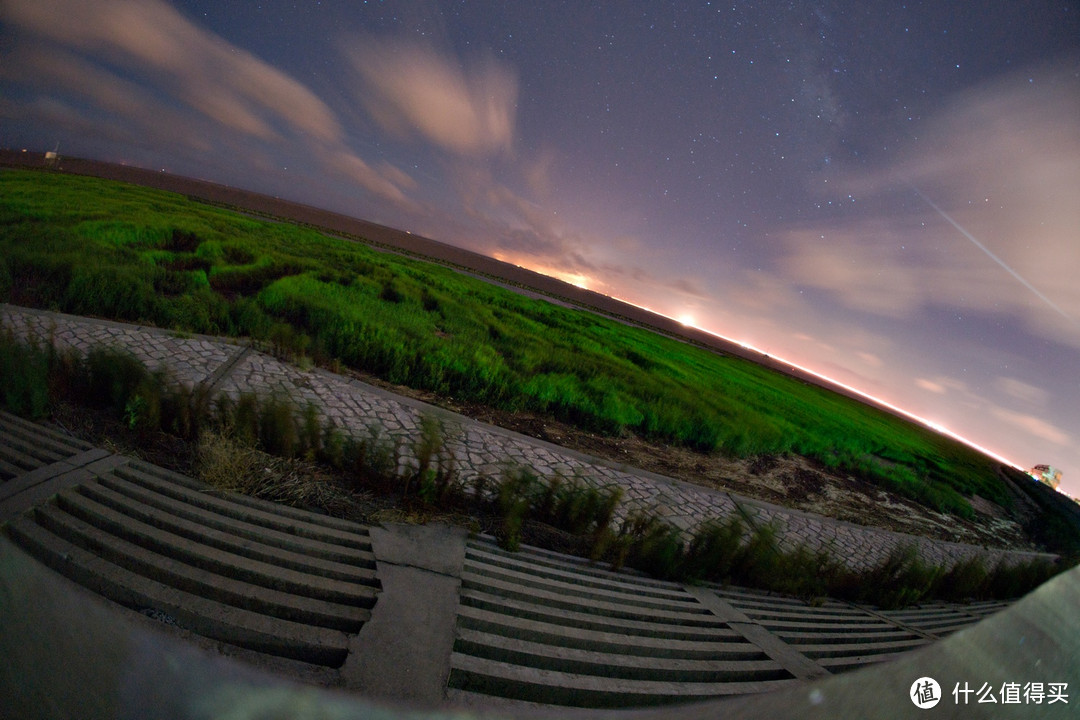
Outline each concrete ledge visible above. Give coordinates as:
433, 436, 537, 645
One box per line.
466, 544, 692, 601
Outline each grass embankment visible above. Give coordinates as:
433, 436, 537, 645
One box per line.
0, 333, 1063, 607
0, 169, 1010, 516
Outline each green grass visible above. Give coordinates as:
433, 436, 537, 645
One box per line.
0, 169, 1016, 516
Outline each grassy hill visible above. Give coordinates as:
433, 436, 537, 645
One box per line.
0, 168, 1013, 518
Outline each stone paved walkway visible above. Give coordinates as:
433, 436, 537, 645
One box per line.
1, 304, 1053, 571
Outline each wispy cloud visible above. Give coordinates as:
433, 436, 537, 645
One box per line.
343, 36, 518, 156
4, 0, 341, 142
915, 378, 947, 394
0, 0, 413, 203
994, 377, 1049, 406
991, 408, 1070, 447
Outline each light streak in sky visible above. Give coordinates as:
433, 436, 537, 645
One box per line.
909, 184, 1077, 327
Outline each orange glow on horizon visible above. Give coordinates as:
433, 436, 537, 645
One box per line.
610, 298, 1025, 471
485, 260, 1024, 472
491, 253, 593, 290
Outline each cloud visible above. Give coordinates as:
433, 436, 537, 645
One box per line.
991, 408, 1071, 447
343, 36, 518, 156
916, 378, 947, 394
994, 377, 1049, 406
0, 0, 413, 204
778, 223, 927, 317
778, 63, 1080, 345
857, 352, 882, 368
4, 0, 341, 143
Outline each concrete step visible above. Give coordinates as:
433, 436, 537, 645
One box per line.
0, 444, 54, 476
473, 534, 686, 588
4, 516, 354, 666
447, 651, 798, 708
0, 412, 93, 458
460, 586, 737, 641
109, 464, 374, 554
54, 485, 378, 608
733, 605, 882, 621
772, 628, 920, 644
466, 540, 692, 601
0, 456, 24, 480
125, 459, 370, 536
711, 584, 824, 607
732, 616, 899, 632
903, 618, 979, 635
794, 638, 929, 659
454, 627, 790, 683
77, 477, 376, 585
457, 603, 763, 660
462, 555, 704, 614
460, 570, 726, 628
444, 687, 564, 714
816, 650, 916, 671
94, 471, 375, 568
30, 501, 369, 632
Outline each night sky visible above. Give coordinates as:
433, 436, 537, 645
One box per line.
3, 1, 1078, 495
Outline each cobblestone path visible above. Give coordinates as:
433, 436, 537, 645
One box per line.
1, 304, 1052, 571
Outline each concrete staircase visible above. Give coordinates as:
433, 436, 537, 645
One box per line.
448, 537, 798, 708
0, 413, 380, 668
443, 536, 1009, 709
0, 410, 1014, 710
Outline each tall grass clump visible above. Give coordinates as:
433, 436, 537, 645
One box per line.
831, 545, 942, 609
0, 329, 51, 418
488, 466, 624, 557
410, 415, 462, 506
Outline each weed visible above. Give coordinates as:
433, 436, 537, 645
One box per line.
834, 545, 942, 609
1, 320, 1065, 606
934, 555, 989, 602
618, 510, 686, 580
195, 430, 356, 517
85, 347, 149, 412
0, 329, 50, 418
682, 516, 747, 581
494, 467, 542, 551
319, 423, 347, 469
350, 424, 400, 490
300, 403, 322, 460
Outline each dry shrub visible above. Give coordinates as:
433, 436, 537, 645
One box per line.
195, 430, 358, 517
